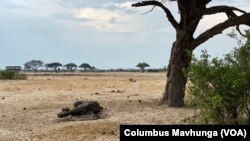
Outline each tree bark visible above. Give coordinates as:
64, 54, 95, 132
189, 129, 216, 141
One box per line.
161, 32, 193, 106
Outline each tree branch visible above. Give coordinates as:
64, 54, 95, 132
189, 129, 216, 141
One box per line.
188, 6, 247, 30
203, 6, 247, 16
192, 13, 250, 50
132, 1, 180, 30
203, 6, 247, 37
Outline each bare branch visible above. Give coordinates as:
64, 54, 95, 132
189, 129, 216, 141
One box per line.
188, 5, 247, 30
192, 13, 250, 50
203, 6, 247, 16
236, 25, 246, 37
141, 0, 166, 15
142, 6, 156, 15
143, 0, 166, 14
132, 1, 180, 30
202, 6, 248, 37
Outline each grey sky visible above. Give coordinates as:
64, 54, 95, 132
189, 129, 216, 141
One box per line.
0, 0, 249, 69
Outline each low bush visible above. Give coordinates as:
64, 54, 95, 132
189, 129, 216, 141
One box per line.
0, 70, 27, 80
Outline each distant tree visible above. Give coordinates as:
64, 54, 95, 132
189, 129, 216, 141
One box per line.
24, 60, 44, 71
90, 66, 96, 71
79, 63, 92, 71
46, 62, 62, 72
64, 63, 77, 72
24, 63, 32, 70
136, 62, 150, 72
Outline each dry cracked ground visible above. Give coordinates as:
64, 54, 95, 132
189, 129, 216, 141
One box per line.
0, 72, 194, 141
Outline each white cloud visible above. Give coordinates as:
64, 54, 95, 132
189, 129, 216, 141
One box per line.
74, 7, 125, 22
0, 0, 70, 18
0, 0, 171, 40
62, 2, 159, 35
0, 1, 192, 41
115, 1, 133, 9
64, 7, 133, 32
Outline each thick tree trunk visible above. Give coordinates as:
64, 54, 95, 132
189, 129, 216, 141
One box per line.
160, 33, 193, 107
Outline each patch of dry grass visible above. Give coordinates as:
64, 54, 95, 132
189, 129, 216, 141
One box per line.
0, 72, 194, 141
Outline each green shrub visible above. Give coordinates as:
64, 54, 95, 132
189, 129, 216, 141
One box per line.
0, 71, 27, 80
0, 70, 16, 79
186, 33, 250, 124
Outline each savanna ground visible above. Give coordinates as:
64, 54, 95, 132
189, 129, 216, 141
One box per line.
0, 72, 194, 141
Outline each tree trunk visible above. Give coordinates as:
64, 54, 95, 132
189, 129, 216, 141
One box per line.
160, 33, 193, 107
141, 67, 145, 72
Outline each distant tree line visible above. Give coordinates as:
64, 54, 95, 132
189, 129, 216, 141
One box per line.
2, 60, 166, 73
23, 60, 95, 72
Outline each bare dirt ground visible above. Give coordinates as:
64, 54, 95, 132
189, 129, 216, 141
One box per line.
0, 72, 194, 141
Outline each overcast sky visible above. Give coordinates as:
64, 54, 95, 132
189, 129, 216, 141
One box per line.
0, 0, 249, 69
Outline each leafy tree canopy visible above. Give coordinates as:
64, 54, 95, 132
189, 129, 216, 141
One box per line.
24, 60, 44, 71
136, 62, 150, 68
79, 63, 91, 69
46, 62, 62, 68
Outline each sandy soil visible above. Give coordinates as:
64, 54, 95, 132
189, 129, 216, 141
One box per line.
0, 72, 194, 141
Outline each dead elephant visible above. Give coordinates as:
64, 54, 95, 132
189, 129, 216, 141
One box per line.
57, 101, 103, 118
